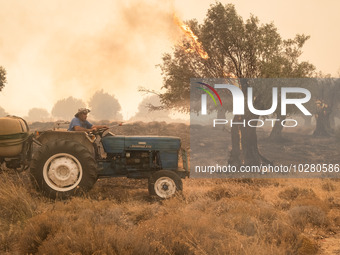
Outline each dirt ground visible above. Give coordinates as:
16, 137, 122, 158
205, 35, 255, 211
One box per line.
320, 233, 340, 254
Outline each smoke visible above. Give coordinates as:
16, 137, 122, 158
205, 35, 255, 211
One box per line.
44, 0, 179, 98
0, 0, 182, 119
0, 106, 7, 117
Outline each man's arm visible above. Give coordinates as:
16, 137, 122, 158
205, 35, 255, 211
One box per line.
83, 121, 108, 131
92, 125, 109, 130
73, 126, 96, 132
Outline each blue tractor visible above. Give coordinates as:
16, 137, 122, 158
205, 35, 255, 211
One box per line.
29, 129, 189, 199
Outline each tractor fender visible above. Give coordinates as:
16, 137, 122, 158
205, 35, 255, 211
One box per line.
36, 131, 95, 156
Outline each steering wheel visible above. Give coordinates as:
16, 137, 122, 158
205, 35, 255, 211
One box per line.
88, 128, 109, 137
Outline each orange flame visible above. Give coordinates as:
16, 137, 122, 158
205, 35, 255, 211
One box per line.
173, 14, 209, 60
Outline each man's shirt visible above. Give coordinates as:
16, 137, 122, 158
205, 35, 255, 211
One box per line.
68, 117, 93, 131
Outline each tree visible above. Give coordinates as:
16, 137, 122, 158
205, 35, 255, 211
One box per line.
0, 106, 8, 117
312, 78, 340, 137
129, 95, 171, 122
266, 36, 315, 141
268, 79, 316, 142
88, 90, 123, 121
52, 97, 86, 120
158, 3, 315, 166
26, 108, 50, 122
0, 66, 7, 92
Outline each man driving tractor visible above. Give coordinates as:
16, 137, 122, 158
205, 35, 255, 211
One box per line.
68, 108, 108, 132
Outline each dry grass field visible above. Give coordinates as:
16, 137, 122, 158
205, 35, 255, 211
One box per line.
1, 122, 340, 254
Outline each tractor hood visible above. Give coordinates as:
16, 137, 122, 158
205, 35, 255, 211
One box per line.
101, 136, 181, 154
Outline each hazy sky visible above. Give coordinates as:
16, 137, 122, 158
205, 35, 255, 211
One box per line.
0, 0, 339, 120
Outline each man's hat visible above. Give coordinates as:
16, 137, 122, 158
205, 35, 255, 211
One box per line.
75, 108, 90, 117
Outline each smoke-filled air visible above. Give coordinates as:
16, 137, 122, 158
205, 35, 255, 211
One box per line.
0, 0, 339, 121
0, 0, 183, 120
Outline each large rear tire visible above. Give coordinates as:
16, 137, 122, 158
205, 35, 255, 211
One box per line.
148, 170, 183, 199
30, 140, 97, 199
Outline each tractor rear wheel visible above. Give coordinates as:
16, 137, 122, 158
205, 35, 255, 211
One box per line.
148, 170, 182, 199
30, 139, 97, 199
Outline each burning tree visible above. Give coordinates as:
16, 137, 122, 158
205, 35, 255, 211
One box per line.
159, 3, 315, 166
0, 66, 6, 92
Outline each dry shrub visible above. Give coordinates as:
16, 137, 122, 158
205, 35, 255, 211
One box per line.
0, 172, 39, 252
334, 216, 340, 226
138, 209, 246, 255
254, 200, 278, 224
234, 216, 257, 236
206, 185, 233, 201
278, 187, 316, 201
124, 202, 161, 225
0, 172, 37, 224
223, 197, 255, 215
321, 181, 336, 191
289, 205, 327, 229
296, 235, 318, 255
276, 201, 291, 211
181, 189, 206, 203
185, 196, 214, 213
261, 217, 319, 255
18, 213, 54, 254
18, 198, 159, 254
88, 177, 150, 203
327, 209, 340, 228
208, 197, 232, 217
205, 181, 263, 202
291, 197, 330, 213
232, 178, 274, 187
0, 176, 326, 255
15, 192, 294, 255
270, 220, 299, 247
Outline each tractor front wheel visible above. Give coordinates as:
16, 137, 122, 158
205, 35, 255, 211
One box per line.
148, 170, 182, 199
